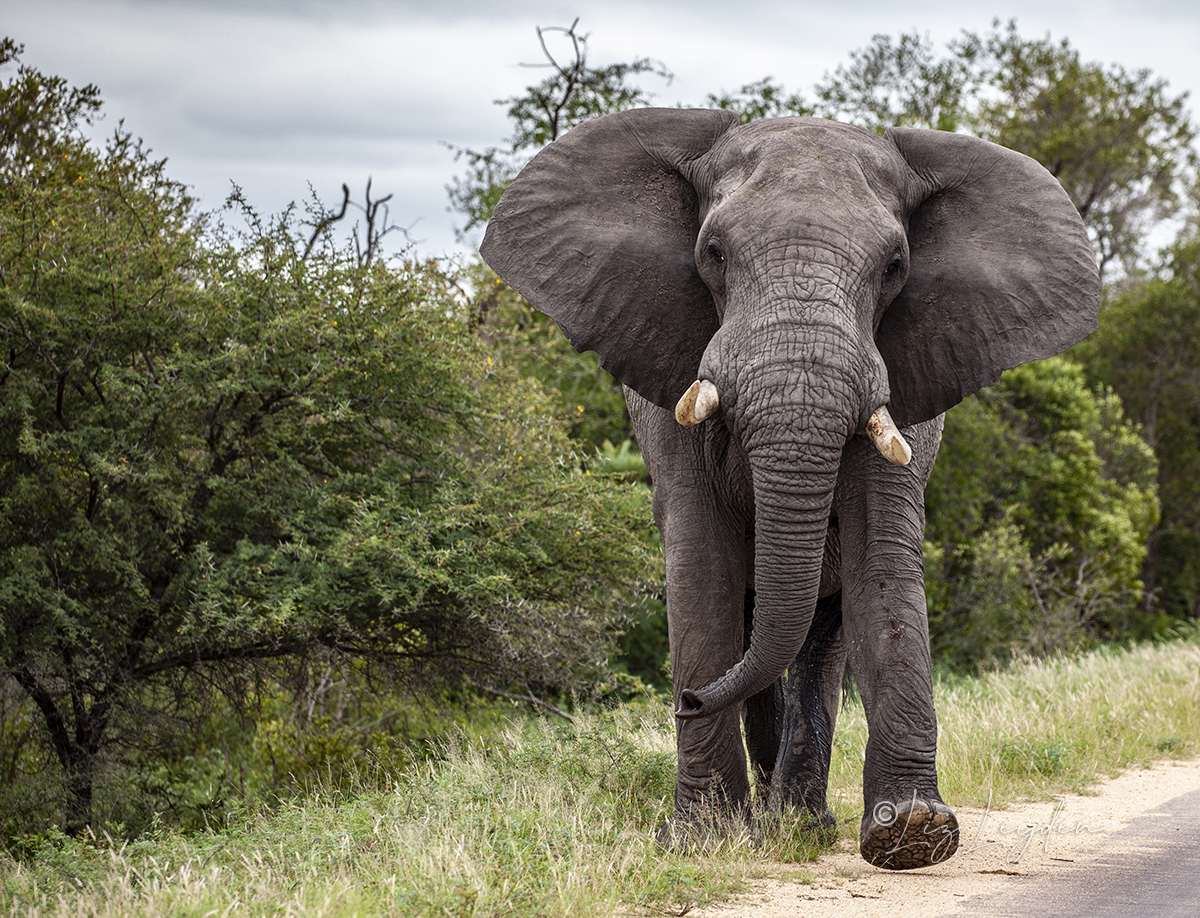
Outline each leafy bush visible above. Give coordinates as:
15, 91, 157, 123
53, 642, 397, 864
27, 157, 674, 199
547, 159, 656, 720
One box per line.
0, 42, 661, 836
1074, 235, 1200, 622
925, 357, 1159, 668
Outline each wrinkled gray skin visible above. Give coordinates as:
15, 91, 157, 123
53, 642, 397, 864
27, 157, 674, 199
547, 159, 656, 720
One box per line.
481, 110, 1098, 869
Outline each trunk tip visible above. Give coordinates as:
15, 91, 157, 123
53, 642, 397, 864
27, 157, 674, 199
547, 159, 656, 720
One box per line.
675, 689, 707, 720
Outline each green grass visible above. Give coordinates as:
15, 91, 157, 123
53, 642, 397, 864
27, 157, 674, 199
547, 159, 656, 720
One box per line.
4, 634, 1200, 917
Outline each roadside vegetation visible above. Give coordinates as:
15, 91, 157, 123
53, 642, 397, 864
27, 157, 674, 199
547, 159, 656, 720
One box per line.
2, 16, 1200, 917
3, 631, 1199, 917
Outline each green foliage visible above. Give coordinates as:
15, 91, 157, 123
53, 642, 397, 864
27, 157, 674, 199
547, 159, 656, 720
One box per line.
578, 440, 667, 690
814, 30, 968, 131
470, 262, 632, 448
924, 358, 1160, 669
0, 38, 101, 175
444, 146, 517, 241
0, 44, 660, 835
470, 265, 667, 686
590, 439, 651, 487
472, 264, 666, 685
957, 20, 1197, 279
231, 667, 526, 810
1075, 234, 1200, 620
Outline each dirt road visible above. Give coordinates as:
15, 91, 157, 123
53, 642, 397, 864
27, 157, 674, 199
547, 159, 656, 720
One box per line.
692, 757, 1200, 918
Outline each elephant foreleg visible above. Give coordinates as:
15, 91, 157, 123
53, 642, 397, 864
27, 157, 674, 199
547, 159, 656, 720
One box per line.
661, 508, 751, 823
837, 416, 959, 869
629, 392, 754, 839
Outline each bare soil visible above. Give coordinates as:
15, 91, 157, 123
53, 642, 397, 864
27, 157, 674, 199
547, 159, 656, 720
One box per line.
691, 756, 1200, 917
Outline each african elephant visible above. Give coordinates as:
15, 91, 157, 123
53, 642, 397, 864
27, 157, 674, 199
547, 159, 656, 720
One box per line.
480, 109, 1098, 869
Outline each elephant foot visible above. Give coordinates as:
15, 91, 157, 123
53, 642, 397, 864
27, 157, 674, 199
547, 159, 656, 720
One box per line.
860, 794, 959, 870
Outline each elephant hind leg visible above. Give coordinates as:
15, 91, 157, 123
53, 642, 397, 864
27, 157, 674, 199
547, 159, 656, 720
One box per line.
743, 588, 784, 797
768, 591, 846, 836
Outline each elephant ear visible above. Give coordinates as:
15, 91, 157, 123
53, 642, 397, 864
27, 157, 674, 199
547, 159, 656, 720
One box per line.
481, 108, 738, 410
879, 127, 1100, 429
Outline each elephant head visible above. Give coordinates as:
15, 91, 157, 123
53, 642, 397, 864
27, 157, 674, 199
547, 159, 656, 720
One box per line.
481, 109, 1098, 718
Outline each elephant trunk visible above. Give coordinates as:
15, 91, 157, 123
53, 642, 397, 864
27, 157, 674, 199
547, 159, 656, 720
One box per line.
676, 381, 854, 719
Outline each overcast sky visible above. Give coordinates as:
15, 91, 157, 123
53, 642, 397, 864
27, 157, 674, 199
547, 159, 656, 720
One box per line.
4, 0, 1199, 261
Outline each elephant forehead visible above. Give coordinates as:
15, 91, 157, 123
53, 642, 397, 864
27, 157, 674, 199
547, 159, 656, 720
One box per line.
704, 117, 911, 207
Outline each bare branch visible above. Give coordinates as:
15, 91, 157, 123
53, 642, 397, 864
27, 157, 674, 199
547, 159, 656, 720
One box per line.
524, 17, 582, 75
485, 685, 577, 724
303, 183, 350, 260
303, 180, 416, 265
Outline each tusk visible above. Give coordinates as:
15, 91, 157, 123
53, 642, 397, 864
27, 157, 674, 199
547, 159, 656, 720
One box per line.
866, 405, 912, 466
675, 380, 720, 426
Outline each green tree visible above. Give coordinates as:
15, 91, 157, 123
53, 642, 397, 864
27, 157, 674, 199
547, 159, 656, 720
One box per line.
1074, 234, 1200, 621
0, 45, 657, 833
810, 21, 1197, 279
813, 30, 968, 132
924, 359, 1159, 669
470, 261, 631, 449
0, 38, 100, 174
956, 20, 1197, 280
468, 268, 667, 684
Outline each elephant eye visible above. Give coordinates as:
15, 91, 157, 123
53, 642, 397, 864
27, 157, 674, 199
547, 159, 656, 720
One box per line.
705, 239, 725, 264
884, 254, 903, 277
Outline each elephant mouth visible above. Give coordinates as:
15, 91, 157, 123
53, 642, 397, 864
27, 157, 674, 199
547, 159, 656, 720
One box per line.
676, 379, 911, 468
